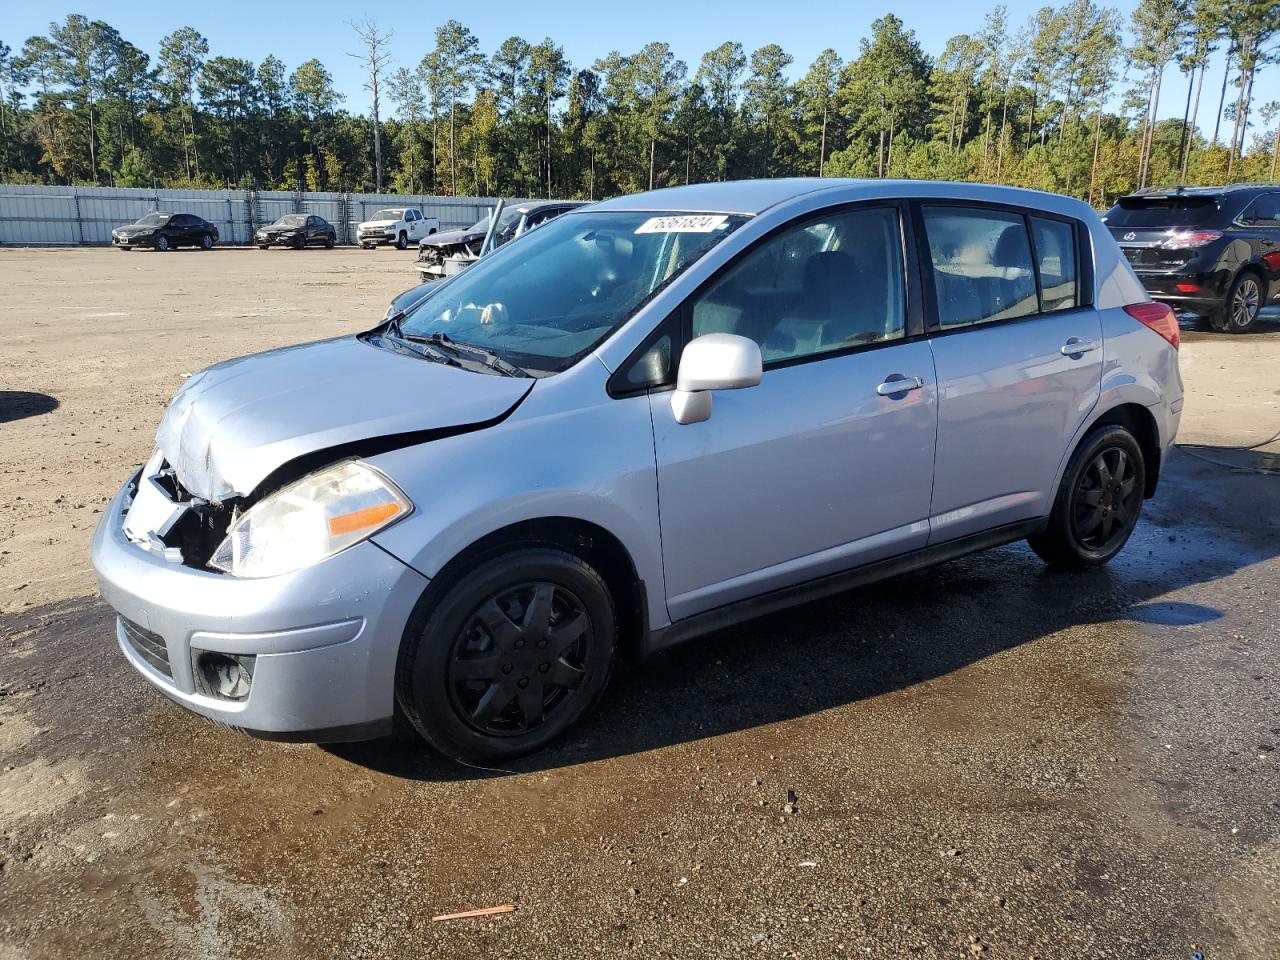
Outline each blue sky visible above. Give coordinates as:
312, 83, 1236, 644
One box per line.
5, 1, 1278, 136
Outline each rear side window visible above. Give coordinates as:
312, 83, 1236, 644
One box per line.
1031, 217, 1078, 312
922, 206, 1037, 329
1241, 194, 1280, 226
690, 205, 906, 364
1105, 195, 1220, 229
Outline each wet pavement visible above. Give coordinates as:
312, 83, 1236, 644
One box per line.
0, 252, 1278, 959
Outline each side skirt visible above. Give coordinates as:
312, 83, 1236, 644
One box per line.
644, 518, 1047, 656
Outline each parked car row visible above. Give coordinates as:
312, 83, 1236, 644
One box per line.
1103, 182, 1280, 333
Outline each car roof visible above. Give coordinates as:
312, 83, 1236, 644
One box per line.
1125, 183, 1277, 198
586, 178, 1096, 217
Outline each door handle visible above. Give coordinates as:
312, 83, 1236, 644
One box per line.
1060, 338, 1099, 357
876, 375, 925, 397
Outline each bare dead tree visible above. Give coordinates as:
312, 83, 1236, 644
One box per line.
348, 17, 394, 192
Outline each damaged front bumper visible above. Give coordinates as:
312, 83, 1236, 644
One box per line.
90, 470, 428, 741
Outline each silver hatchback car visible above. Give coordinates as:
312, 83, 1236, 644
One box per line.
92, 179, 1182, 762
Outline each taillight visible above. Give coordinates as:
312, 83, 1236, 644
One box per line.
1124, 301, 1179, 349
1160, 230, 1222, 249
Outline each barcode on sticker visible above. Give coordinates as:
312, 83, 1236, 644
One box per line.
635, 215, 728, 234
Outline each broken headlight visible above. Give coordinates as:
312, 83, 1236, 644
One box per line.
208, 461, 411, 578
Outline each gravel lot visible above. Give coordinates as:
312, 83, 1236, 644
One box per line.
1, 247, 1278, 959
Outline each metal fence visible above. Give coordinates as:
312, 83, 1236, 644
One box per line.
0, 185, 536, 246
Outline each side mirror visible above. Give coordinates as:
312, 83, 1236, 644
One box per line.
671, 333, 762, 425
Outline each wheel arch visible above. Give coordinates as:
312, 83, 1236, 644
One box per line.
1084, 402, 1162, 498
397, 516, 649, 665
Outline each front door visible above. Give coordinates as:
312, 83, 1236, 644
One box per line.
917, 203, 1103, 542
650, 204, 938, 621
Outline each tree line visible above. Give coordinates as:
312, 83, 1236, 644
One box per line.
0, 1, 1277, 207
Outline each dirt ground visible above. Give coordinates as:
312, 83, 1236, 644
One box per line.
1, 247, 1278, 959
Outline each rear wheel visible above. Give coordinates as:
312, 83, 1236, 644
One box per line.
200, 233, 213, 250
1225, 270, 1263, 333
397, 547, 616, 763
325, 233, 336, 248
1028, 424, 1145, 568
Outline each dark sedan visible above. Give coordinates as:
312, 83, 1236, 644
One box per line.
255, 214, 337, 250
112, 212, 219, 251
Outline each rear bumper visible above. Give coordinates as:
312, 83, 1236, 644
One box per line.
91, 474, 429, 740
1132, 268, 1230, 309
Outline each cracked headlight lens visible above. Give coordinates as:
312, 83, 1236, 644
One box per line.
209, 461, 411, 578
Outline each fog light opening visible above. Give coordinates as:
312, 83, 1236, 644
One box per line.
1175, 282, 1201, 294
195, 652, 255, 701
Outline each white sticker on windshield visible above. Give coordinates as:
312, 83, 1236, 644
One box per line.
635, 214, 728, 234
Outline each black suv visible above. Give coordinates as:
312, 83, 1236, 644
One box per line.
112, 212, 219, 251
1103, 184, 1280, 332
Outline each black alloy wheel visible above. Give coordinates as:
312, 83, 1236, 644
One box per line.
1069, 446, 1140, 552
292, 234, 306, 250
325, 233, 336, 248
397, 547, 616, 763
1227, 272, 1262, 333
1028, 424, 1145, 567
448, 582, 591, 736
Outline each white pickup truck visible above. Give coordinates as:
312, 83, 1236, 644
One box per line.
356, 207, 440, 250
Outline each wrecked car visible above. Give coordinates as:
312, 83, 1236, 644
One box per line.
416, 200, 588, 280
92, 179, 1181, 764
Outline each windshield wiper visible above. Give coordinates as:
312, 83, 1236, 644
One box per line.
403, 331, 528, 378
380, 319, 461, 368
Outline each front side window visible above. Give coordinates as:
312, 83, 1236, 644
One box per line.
923, 206, 1037, 329
1031, 217, 1078, 312
690, 206, 906, 364
397, 210, 746, 375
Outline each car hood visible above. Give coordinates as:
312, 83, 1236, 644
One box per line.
360, 219, 399, 229
155, 336, 532, 502
420, 228, 482, 248
116, 225, 155, 235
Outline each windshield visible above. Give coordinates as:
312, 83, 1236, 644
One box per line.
273, 215, 307, 227
1104, 195, 1220, 229
466, 208, 523, 234
372, 209, 404, 220
135, 213, 170, 226
397, 210, 746, 374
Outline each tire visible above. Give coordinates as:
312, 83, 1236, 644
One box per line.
154, 236, 170, 252
361, 242, 375, 250
292, 235, 305, 250
200, 233, 213, 250
257, 244, 269, 251
325, 233, 336, 249
1224, 270, 1263, 333
396, 547, 616, 763
1028, 424, 1146, 568
118, 247, 131, 252
396, 231, 408, 250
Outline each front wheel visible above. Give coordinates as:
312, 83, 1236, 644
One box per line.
396, 547, 616, 763
154, 236, 170, 252
1225, 271, 1263, 333
395, 231, 408, 250
1028, 424, 1145, 568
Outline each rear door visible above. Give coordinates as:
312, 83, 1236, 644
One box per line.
648, 203, 938, 620
917, 202, 1102, 542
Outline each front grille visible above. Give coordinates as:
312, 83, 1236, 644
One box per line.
120, 617, 172, 678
